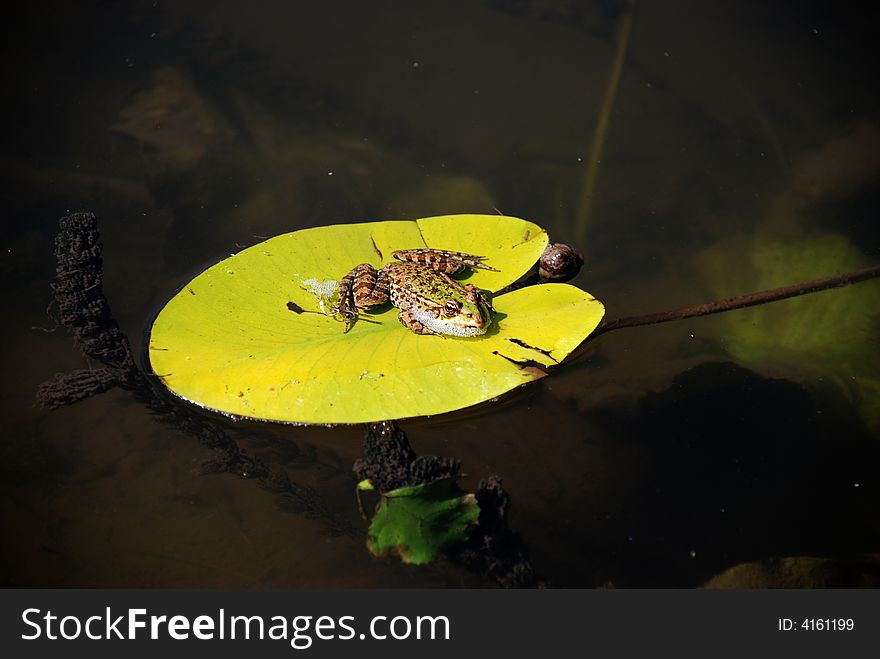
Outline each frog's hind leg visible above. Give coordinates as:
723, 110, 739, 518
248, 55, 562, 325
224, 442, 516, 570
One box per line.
391, 249, 499, 274
333, 263, 389, 332
350, 264, 391, 308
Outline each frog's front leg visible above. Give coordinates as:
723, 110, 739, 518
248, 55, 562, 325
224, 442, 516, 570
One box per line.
333, 264, 391, 332
391, 248, 499, 275
397, 309, 443, 336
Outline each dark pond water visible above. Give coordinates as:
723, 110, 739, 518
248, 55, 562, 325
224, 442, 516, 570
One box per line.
3, 0, 879, 587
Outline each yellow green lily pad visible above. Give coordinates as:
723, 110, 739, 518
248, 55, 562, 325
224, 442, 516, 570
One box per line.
148, 214, 604, 424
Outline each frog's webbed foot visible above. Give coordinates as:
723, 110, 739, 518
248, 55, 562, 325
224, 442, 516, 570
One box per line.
329, 294, 358, 333
333, 305, 359, 333
391, 248, 499, 275
332, 265, 363, 333
450, 252, 499, 272
398, 310, 444, 336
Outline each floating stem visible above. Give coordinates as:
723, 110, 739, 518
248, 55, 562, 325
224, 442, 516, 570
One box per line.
574, 2, 635, 244
593, 264, 880, 336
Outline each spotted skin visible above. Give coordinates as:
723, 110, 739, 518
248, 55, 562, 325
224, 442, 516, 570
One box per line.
332, 249, 496, 336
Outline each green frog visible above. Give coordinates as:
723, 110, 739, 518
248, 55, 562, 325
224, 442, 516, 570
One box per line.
332, 248, 497, 336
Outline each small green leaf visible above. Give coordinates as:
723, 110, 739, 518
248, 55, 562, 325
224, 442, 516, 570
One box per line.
357, 479, 374, 491
367, 478, 480, 565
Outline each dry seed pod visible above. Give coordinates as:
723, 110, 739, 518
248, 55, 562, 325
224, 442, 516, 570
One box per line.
538, 243, 584, 282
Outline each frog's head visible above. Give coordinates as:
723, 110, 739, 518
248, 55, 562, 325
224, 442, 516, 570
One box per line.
432, 284, 493, 337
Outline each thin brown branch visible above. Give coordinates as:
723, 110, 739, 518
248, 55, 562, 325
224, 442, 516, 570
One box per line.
592, 264, 880, 337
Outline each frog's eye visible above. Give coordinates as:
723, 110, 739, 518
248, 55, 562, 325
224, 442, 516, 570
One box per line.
443, 300, 462, 316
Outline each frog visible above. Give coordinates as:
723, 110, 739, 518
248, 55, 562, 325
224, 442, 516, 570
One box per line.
332, 248, 497, 336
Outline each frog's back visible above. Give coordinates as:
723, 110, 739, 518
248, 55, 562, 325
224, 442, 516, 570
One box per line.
385, 261, 458, 310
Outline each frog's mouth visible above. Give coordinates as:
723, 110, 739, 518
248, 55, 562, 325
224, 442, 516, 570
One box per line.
443, 322, 488, 337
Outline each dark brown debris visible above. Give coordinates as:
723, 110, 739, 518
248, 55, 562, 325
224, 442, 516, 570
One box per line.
36, 212, 354, 538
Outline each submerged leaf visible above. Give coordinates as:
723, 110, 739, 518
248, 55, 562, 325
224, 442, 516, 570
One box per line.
366, 478, 480, 565
148, 214, 604, 424
697, 231, 880, 431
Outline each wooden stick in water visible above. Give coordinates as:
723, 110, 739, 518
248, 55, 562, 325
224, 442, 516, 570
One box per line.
592, 264, 880, 337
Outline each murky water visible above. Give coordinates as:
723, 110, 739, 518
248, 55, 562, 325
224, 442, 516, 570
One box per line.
3, 0, 879, 587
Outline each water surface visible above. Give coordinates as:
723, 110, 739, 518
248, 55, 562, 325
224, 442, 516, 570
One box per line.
2, 0, 879, 587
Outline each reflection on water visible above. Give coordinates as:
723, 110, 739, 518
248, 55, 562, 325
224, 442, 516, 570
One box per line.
2, 0, 879, 587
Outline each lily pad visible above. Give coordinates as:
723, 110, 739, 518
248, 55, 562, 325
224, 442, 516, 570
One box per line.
366, 478, 480, 565
148, 214, 605, 424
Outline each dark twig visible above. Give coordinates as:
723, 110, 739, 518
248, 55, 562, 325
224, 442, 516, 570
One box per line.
38, 212, 354, 538
592, 264, 880, 337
